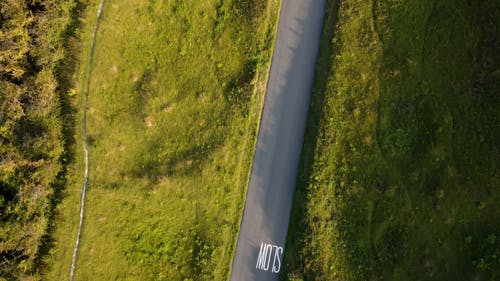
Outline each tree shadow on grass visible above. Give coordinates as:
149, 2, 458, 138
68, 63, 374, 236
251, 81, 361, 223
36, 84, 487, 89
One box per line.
222, 58, 258, 108
121, 129, 227, 186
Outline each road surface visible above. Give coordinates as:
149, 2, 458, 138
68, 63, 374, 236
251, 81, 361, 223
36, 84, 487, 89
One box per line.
229, 1, 326, 280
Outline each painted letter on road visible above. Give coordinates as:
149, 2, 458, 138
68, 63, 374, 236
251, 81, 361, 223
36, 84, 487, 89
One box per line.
256, 242, 283, 273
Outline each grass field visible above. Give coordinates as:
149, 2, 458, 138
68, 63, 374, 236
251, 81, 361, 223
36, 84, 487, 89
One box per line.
42, 0, 279, 280
284, 0, 499, 280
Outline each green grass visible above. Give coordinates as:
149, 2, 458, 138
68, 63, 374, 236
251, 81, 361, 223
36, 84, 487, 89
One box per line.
42, 0, 279, 280
284, 0, 499, 280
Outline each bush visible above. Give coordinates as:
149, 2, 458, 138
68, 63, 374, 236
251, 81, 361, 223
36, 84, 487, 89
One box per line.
0, 0, 79, 279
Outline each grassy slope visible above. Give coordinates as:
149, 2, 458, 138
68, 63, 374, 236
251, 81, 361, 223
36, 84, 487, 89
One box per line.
43, 0, 279, 280
284, 0, 499, 280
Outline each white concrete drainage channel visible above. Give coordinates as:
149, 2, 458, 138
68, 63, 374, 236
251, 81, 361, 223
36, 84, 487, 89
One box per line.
69, 0, 105, 280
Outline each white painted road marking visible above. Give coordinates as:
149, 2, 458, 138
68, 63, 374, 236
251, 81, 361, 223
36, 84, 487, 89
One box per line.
256, 242, 283, 273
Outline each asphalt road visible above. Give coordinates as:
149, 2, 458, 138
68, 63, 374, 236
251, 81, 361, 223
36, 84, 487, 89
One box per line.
229, 1, 326, 280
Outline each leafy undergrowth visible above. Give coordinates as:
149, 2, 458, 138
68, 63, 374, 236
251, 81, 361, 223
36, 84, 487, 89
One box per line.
43, 0, 279, 280
0, 0, 80, 279
284, 0, 499, 280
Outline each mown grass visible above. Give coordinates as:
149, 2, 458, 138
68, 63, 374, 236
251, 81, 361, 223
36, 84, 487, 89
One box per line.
284, 0, 499, 280
42, 0, 279, 280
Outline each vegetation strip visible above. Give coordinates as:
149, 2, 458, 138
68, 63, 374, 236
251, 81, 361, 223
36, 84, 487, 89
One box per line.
69, 2, 105, 280
0, 1, 80, 279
